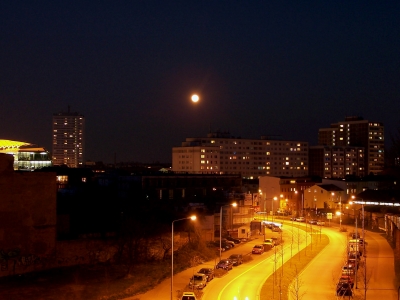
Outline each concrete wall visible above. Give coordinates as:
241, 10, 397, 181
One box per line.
0, 154, 57, 276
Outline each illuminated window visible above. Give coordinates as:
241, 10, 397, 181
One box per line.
56, 175, 68, 183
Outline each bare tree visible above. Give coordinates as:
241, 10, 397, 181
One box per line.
289, 265, 306, 300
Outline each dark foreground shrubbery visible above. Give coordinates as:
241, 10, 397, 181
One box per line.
0, 239, 219, 300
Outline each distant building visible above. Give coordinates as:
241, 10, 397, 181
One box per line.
0, 139, 52, 171
52, 107, 85, 168
172, 131, 308, 179
318, 116, 384, 175
309, 145, 365, 178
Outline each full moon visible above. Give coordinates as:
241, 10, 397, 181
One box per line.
191, 94, 199, 103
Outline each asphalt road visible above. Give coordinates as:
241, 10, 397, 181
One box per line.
128, 223, 309, 300
126, 222, 397, 300
288, 225, 397, 300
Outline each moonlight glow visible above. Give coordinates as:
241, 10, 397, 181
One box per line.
191, 94, 199, 103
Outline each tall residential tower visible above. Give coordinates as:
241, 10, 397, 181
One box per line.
52, 108, 85, 168
317, 116, 384, 175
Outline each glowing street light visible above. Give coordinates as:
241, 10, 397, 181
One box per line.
272, 196, 278, 222
171, 215, 196, 300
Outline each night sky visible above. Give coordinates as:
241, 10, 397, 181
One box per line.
1, 1, 399, 163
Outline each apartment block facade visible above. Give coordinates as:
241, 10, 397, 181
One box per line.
52, 108, 85, 168
172, 131, 308, 179
309, 145, 366, 178
318, 116, 384, 175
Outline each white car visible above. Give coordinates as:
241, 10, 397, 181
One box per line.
317, 220, 325, 226
181, 292, 197, 300
295, 217, 305, 222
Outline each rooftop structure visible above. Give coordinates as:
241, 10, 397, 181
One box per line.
0, 139, 52, 171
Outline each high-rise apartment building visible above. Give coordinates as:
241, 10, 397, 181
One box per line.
318, 116, 384, 175
309, 145, 365, 178
172, 131, 308, 179
52, 108, 85, 168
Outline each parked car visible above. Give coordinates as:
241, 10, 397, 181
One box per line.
270, 237, 281, 245
252, 244, 264, 254
264, 238, 275, 245
339, 275, 354, 287
216, 259, 233, 270
350, 232, 361, 239
181, 292, 197, 300
188, 273, 207, 289
308, 219, 317, 224
295, 217, 305, 222
263, 242, 274, 251
207, 241, 227, 251
342, 263, 356, 275
317, 220, 325, 226
348, 251, 361, 265
228, 254, 243, 266
226, 236, 241, 244
216, 239, 235, 248
197, 268, 214, 281
336, 282, 353, 296
272, 225, 282, 232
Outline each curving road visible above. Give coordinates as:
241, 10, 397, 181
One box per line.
129, 222, 397, 300
288, 225, 397, 300
202, 223, 309, 300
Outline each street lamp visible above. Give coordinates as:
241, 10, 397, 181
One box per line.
351, 196, 366, 297
271, 196, 277, 222
295, 190, 304, 217
220, 202, 237, 260
171, 215, 196, 300
332, 192, 342, 229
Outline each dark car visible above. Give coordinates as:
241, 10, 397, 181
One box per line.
308, 219, 318, 224
228, 254, 243, 266
216, 239, 235, 249
216, 259, 233, 270
272, 225, 282, 232
348, 252, 360, 266
270, 237, 281, 245
212, 241, 232, 250
336, 282, 353, 296
197, 268, 215, 281
339, 275, 354, 288
226, 236, 241, 244
350, 232, 361, 239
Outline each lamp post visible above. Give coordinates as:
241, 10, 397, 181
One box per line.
351, 196, 367, 298
295, 190, 304, 217
220, 203, 237, 260
271, 196, 277, 222
171, 215, 196, 300
332, 192, 342, 229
